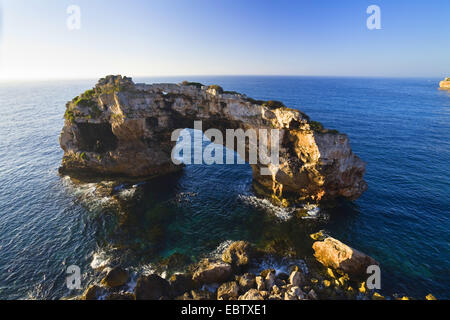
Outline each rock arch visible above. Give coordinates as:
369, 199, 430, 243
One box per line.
60, 76, 367, 204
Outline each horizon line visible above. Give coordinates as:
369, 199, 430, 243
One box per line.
0, 74, 445, 83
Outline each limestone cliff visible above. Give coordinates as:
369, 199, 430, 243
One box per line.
439, 77, 450, 89
59, 75, 367, 203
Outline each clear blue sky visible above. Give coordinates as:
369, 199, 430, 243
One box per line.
0, 0, 449, 79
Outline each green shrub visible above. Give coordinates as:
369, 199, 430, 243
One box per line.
309, 121, 339, 134
245, 97, 266, 105
64, 109, 75, 123
223, 90, 239, 95
445, 77, 450, 81
80, 152, 89, 161
181, 81, 204, 88
263, 100, 286, 109
309, 121, 324, 132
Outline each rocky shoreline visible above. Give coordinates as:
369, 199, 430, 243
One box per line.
66, 239, 436, 301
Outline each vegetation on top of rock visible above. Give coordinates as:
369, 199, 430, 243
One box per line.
64, 109, 75, 123
309, 121, 324, 132
445, 77, 450, 81
181, 81, 204, 88
223, 90, 240, 95
309, 120, 339, 134
245, 97, 267, 105
95, 75, 134, 94
207, 84, 224, 93
245, 98, 286, 109
262, 100, 286, 109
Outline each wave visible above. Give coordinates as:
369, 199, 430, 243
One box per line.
237, 195, 295, 221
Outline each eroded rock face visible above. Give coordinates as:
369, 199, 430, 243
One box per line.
222, 241, 253, 269
312, 237, 379, 276
60, 75, 367, 203
192, 259, 232, 285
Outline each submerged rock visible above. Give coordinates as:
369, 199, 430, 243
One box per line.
59, 75, 367, 203
312, 237, 378, 276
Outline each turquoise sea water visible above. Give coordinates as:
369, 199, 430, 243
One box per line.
0, 76, 448, 299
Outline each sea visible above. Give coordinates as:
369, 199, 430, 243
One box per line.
0, 76, 448, 299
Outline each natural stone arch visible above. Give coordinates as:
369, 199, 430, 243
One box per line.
60, 76, 367, 204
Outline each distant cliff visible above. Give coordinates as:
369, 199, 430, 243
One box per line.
59, 75, 367, 203
439, 77, 450, 89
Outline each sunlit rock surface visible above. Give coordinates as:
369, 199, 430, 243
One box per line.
59, 75, 367, 203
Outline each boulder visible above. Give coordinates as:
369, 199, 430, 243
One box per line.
277, 272, 289, 282
169, 273, 198, 297
255, 276, 265, 291
308, 289, 318, 300
175, 292, 193, 300
425, 293, 437, 300
289, 270, 305, 287
260, 268, 275, 278
290, 286, 306, 299
217, 281, 239, 300
264, 270, 276, 289
192, 259, 232, 285
81, 284, 101, 300
238, 273, 256, 293
105, 292, 135, 300
190, 289, 215, 300
312, 237, 379, 276
134, 274, 172, 300
100, 267, 129, 288
239, 289, 265, 300
222, 241, 253, 268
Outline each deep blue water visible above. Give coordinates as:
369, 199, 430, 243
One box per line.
0, 76, 448, 299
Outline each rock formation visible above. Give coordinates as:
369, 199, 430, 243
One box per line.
312, 236, 379, 276
59, 75, 367, 203
69, 240, 435, 301
439, 77, 450, 89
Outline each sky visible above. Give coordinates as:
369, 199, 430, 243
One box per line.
0, 0, 449, 80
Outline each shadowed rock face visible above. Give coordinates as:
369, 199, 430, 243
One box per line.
59, 75, 367, 203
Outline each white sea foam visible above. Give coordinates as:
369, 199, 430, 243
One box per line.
208, 240, 234, 259
118, 186, 136, 199
301, 203, 329, 220
90, 250, 111, 270
238, 195, 295, 221
250, 255, 309, 276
